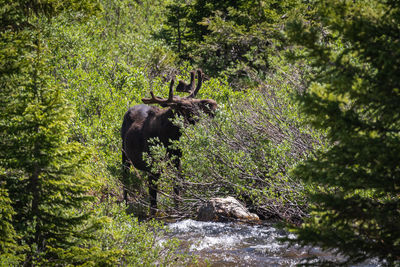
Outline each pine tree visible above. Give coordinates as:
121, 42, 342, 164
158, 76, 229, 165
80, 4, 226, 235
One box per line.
159, 1, 190, 56
286, 0, 400, 265
0, 184, 19, 264
0, 0, 101, 264
161, 0, 299, 85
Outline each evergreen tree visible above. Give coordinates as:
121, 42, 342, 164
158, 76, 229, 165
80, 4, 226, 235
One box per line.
0, 0, 101, 264
286, 0, 400, 265
161, 0, 299, 86
0, 183, 18, 264
159, 1, 190, 56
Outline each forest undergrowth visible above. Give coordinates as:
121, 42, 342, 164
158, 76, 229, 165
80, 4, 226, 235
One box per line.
1, 0, 399, 265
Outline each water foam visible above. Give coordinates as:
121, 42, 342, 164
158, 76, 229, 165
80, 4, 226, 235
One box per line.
164, 220, 381, 266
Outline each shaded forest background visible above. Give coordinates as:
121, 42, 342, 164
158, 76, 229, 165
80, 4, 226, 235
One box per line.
0, 0, 399, 266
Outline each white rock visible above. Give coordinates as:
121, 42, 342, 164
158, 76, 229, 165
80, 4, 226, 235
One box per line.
197, 196, 259, 222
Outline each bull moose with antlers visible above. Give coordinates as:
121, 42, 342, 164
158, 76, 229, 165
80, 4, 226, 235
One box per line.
121, 69, 217, 216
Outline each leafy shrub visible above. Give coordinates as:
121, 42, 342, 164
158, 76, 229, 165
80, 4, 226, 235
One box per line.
151, 64, 326, 223
160, 0, 300, 87
54, 201, 195, 266
46, 0, 181, 198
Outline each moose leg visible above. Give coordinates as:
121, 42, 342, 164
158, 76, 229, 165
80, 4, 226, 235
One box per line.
148, 173, 159, 217
122, 151, 131, 204
172, 156, 181, 210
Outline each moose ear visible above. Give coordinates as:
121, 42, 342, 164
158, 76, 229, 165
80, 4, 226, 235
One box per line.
200, 99, 218, 114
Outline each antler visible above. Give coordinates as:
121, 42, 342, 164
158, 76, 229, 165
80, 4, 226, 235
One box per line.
187, 69, 204, 98
176, 70, 195, 93
142, 69, 207, 106
142, 79, 175, 105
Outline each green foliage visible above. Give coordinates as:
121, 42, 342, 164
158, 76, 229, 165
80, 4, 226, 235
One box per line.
47, 0, 178, 187
158, 1, 191, 57
0, 0, 195, 264
286, 0, 400, 265
44, 0, 319, 228
50, 201, 195, 266
161, 0, 300, 86
0, 184, 19, 265
0, 0, 105, 264
191, 0, 298, 79
7, 0, 390, 264
150, 63, 325, 223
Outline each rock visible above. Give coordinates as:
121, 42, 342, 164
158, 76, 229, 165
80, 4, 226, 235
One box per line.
197, 196, 259, 222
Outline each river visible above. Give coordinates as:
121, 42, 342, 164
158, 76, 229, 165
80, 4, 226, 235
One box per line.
164, 219, 382, 266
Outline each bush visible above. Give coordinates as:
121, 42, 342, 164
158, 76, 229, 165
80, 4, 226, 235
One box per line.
54, 201, 195, 266
151, 63, 326, 223
160, 0, 300, 87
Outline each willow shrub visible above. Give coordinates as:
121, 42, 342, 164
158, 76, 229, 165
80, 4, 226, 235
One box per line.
151, 64, 327, 223
54, 201, 195, 266
46, 0, 179, 197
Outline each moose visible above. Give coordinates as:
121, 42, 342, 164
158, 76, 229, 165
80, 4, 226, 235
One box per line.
121, 69, 217, 216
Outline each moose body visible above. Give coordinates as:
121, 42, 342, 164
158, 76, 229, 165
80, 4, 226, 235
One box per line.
121, 104, 180, 172
121, 70, 217, 216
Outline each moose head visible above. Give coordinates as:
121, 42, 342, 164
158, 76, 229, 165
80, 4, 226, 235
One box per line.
121, 69, 217, 216
142, 69, 217, 123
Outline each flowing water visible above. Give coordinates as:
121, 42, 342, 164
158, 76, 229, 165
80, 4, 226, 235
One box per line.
164, 219, 382, 267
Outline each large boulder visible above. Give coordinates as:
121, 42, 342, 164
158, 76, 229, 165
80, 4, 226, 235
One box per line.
197, 196, 259, 222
